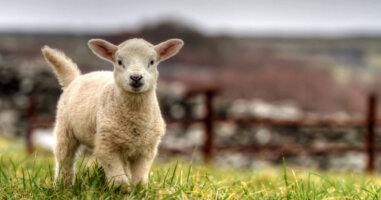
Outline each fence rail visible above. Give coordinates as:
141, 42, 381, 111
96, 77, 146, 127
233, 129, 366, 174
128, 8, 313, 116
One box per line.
25, 88, 379, 173
164, 89, 379, 173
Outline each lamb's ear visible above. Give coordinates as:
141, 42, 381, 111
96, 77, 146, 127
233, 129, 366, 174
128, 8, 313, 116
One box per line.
88, 39, 118, 62
154, 39, 184, 62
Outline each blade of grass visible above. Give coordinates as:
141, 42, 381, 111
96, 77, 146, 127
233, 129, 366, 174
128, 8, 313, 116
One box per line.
282, 156, 290, 200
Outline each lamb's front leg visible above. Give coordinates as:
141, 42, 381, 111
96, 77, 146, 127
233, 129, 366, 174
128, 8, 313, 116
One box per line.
130, 156, 155, 186
94, 139, 129, 187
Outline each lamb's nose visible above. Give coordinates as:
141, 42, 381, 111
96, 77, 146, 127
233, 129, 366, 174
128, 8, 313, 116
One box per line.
130, 75, 143, 81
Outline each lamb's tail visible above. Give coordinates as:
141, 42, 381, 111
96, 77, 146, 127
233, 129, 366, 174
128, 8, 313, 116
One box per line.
41, 46, 81, 87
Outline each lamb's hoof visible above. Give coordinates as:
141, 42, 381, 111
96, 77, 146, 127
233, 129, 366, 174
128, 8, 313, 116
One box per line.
109, 176, 134, 193
109, 175, 129, 188
55, 173, 74, 187
124, 185, 134, 193
114, 185, 134, 194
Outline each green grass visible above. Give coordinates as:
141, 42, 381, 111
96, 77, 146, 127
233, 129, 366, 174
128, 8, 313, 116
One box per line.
0, 137, 380, 199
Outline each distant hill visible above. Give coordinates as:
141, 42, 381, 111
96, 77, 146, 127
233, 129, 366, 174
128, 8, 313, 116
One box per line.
1, 21, 381, 114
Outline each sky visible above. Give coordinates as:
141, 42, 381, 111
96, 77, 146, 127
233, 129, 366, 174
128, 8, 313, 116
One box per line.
0, 0, 381, 36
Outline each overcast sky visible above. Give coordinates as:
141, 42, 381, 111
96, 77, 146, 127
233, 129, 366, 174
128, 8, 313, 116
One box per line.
0, 0, 381, 36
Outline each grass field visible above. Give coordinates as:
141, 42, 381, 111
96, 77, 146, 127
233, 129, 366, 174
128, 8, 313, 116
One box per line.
0, 137, 380, 199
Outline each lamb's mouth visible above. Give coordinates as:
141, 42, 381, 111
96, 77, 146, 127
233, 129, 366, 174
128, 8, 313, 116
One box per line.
130, 82, 143, 91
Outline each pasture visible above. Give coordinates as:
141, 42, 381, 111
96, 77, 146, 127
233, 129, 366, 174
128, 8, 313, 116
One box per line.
0, 137, 380, 199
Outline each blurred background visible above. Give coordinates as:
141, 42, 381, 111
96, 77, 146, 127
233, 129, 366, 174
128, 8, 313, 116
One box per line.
1, 0, 381, 173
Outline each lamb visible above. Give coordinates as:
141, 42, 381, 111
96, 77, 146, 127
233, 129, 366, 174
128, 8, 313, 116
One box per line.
41, 38, 184, 188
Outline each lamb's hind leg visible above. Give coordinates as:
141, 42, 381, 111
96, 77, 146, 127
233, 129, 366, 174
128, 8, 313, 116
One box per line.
53, 122, 79, 186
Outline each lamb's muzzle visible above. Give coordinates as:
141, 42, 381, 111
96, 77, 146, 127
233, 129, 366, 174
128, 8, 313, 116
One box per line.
130, 74, 143, 89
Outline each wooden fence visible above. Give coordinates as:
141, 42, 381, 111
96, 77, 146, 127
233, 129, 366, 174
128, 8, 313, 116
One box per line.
26, 87, 380, 173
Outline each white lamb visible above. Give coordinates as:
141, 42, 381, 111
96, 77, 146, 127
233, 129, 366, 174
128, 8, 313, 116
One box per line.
41, 38, 184, 188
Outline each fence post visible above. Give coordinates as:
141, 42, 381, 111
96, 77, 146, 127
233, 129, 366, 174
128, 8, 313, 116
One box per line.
203, 90, 215, 163
26, 96, 37, 153
365, 93, 377, 173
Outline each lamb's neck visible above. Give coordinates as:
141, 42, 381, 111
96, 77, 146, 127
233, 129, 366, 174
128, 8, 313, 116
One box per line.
114, 86, 156, 112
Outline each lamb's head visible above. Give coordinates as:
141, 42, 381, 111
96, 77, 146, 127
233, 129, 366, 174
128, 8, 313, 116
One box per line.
88, 38, 183, 93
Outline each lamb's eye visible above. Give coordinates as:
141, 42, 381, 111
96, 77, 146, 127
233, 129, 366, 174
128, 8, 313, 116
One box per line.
150, 60, 154, 65
117, 60, 122, 66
